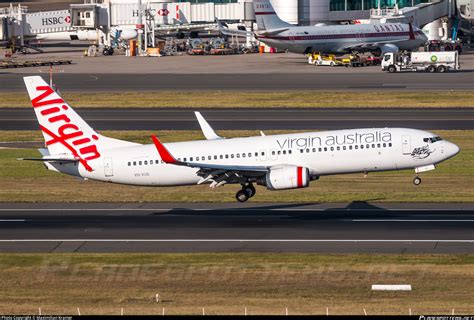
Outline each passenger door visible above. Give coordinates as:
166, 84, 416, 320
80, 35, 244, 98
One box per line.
104, 157, 113, 177
402, 136, 411, 155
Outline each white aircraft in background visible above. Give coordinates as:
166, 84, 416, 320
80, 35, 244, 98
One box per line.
253, 0, 428, 54
21, 76, 459, 202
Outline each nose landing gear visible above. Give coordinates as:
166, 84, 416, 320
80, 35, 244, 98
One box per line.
413, 176, 422, 186
235, 184, 256, 203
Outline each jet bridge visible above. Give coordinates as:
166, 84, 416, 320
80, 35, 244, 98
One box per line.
370, 1, 453, 27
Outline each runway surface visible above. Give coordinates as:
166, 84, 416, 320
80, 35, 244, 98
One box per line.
1, 108, 472, 131
1, 73, 474, 91
0, 203, 472, 253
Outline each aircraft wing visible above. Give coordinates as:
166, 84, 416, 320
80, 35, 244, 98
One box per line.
340, 39, 405, 51
151, 135, 268, 187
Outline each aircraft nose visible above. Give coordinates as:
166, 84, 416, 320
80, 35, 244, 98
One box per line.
446, 141, 460, 158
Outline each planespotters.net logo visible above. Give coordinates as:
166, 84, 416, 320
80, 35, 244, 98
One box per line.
420, 316, 474, 320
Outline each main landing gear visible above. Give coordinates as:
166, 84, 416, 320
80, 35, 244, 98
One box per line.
235, 184, 256, 203
413, 176, 422, 186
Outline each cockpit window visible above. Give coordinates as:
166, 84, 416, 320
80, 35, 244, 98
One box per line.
423, 136, 442, 143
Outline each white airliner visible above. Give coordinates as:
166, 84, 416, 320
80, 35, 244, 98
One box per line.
21, 76, 459, 202
253, 0, 428, 54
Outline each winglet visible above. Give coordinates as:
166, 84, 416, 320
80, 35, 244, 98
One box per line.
151, 135, 178, 164
194, 112, 223, 140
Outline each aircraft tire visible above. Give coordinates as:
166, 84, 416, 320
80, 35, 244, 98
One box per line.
413, 176, 422, 186
244, 184, 256, 198
236, 190, 249, 203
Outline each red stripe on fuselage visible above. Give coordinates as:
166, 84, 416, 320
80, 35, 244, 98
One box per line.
254, 11, 276, 15
297, 166, 303, 188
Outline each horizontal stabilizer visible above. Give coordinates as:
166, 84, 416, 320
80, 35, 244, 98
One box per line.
18, 157, 79, 163
257, 28, 289, 37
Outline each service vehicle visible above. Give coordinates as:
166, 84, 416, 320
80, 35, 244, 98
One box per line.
382, 51, 460, 73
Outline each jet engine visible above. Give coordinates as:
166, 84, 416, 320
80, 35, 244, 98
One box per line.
378, 43, 400, 55
258, 166, 310, 190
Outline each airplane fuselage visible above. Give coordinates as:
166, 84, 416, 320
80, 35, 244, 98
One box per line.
56, 127, 459, 187
258, 23, 427, 54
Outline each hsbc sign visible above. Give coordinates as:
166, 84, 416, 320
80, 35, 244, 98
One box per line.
157, 9, 169, 16
41, 16, 71, 26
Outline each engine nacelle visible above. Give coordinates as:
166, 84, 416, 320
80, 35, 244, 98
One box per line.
262, 166, 310, 191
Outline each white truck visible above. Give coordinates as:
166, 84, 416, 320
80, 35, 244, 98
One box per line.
382, 51, 460, 73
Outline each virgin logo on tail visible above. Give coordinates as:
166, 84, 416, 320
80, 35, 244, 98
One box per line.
32, 86, 101, 172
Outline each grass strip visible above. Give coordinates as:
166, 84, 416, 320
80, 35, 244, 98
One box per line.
1, 91, 473, 108
0, 253, 473, 315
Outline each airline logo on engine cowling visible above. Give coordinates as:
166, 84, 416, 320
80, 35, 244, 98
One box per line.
31, 86, 100, 172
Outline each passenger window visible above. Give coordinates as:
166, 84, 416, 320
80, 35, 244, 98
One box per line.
261, 152, 265, 156
349, 146, 352, 150
306, 149, 310, 153
289, 150, 292, 154
139, 161, 142, 165
372, 144, 376, 148
361, 145, 364, 149
312, 148, 316, 152
283, 150, 287, 155
383, 143, 386, 147
389, 143, 392, 147
377, 143, 381, 148
330, 147, 334, 151
242, 153, 246, 158
278, 151, 281, 155
237, 154, 240, 158
272, 151, 276, 155
255, 152, 259, 157
155, 160, 159, 164
128, 162, 131, 166
337, 146, 340, 151
324, 147, 327, 152
366, 144, 370, 149
190, 157, 193, 161
184, 158, 187, 162
343, 146, 346, 150
318, 148, 322, 152
202, 156, 205, 161
248, 153, 252, 157
144, 160, 148, 165
220, 155, 223, 159
214, 156, 218, 160
208, 156, 212, 160
226, 155, 229, 159
300, 149, 304, 154
231, 154, 234, 158
355, 145, 358, 150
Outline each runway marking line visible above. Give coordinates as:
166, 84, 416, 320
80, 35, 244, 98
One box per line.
0, 239, 472, 243
353, 219, 474, 222
0, 208, 472, 212
0, 219, 26, 222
